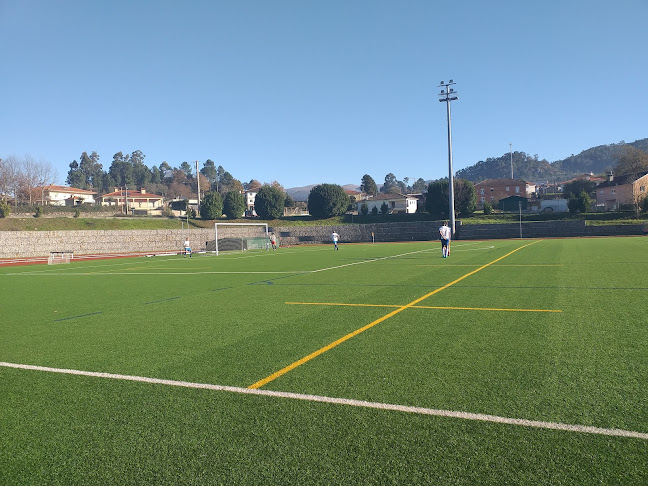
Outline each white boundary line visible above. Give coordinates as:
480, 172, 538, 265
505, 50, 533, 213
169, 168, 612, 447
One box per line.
1, 361, 646, 440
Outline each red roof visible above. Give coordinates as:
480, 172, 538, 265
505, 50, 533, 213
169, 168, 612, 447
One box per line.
100, 190, 163, 199
41, 185, 97, 195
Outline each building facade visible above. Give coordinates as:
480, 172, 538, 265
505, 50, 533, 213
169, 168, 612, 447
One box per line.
474, 178, 536, 209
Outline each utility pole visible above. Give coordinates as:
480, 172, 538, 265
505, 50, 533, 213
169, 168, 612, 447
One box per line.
510, 143, 514, 179
195, 160, 201, 212
439, 80, 458, 236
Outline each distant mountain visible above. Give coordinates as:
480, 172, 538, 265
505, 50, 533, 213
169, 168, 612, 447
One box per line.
455, 138, 648, 183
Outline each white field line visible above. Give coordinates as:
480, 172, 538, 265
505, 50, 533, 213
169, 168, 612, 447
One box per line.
3, 271, 310, 276
3, 243, 493, 277
310, 247, 435, 273
1, 361, 646, 441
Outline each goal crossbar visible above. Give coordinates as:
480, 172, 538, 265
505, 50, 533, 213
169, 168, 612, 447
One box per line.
48, 251, 74, 265
214, 223, 269, 256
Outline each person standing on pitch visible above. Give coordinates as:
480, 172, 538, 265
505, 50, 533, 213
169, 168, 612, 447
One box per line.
183, 238, 192, 257
269, 233, 277, 251
331, 231, 340, 250
439, 221, 451, 258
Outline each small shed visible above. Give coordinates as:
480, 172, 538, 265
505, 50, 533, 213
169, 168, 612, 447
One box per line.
499, 195, 528, 212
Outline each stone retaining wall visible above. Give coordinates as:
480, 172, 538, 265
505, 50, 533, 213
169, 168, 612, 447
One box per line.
1, 221, 646, 259
0, 229, 214, 259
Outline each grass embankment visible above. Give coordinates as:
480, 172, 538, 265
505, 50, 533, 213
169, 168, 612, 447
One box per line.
0, 210, 645, 231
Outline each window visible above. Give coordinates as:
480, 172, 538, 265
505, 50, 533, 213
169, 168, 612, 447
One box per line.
612, 189, 616, 194
490, 187, 494, 192
505, 187, 510, 192
391, 201, 395, 208
480, 196, 485, 202
515, 186, 520, 193
480, 188, 485, 195
641, 186, 646, 192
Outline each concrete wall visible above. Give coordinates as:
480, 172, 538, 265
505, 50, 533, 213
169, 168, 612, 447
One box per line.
1, 220, 646, 259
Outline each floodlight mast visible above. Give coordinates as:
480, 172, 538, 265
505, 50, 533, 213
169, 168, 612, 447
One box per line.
439, 80, 458, 236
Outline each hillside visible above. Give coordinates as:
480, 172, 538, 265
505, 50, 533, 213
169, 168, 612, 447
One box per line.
455, 138, 648, 183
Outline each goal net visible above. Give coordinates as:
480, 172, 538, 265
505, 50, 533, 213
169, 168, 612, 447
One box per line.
48, 251, 73, 265
214, 223, 269, 255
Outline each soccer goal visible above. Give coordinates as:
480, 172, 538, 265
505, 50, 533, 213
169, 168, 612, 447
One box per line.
214, 223, 269, 256
48, 251, 74, 265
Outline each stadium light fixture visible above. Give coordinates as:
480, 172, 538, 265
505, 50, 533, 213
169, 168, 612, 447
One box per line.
438, 80, 458, 235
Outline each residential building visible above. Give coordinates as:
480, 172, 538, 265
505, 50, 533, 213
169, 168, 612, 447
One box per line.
474, 178, 536, 209
595, 172, 648, 211
244, 191, 257, 212
97, 188, 164, 214
34, 185, 97, 206
356, 193, 418, 214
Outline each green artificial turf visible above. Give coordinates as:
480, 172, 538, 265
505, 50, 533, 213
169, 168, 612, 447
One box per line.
1, 237, 647, 484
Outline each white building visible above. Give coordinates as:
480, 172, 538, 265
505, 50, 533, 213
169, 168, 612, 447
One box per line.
357, 193, 418, 214
35, 185, 97, 206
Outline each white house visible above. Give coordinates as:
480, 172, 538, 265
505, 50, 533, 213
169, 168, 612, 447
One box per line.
36, 185, 97, 206
357, 193, 418, 214
97, 188, 164, 214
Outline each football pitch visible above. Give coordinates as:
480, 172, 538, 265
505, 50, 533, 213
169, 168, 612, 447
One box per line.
1, 237, 647, 484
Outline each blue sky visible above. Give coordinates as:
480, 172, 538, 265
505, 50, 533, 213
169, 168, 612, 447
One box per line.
1, 0, 646, 189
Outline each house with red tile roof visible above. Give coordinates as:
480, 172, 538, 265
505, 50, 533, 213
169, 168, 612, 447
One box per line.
35, 185, 98, 206
97, 188, 164, 214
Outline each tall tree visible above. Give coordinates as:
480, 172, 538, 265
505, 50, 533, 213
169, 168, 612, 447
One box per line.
425, 178, 476, 217
412, 178, 427, 192
78, 151, 102, 189
200, 191, 223, 220
254, 185, 285, 219
180, 162, 193, 178
360, 174, 378, 196
244, 179, 262, 191
201, 159, 218, 183
130, 150, 150, 188
222, 191, 246, 219
380, 173, 400, 194
307, 184, 349, 219
614, 145, 648, 179
66, 160, 87, 189
109, 152, 134, 187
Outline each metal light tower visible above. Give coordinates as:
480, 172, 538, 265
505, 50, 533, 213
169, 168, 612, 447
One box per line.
439, 80, 458, 235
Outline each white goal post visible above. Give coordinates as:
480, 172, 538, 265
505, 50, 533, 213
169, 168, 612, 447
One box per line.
214, 223, 269, 256
48, 251, 74, 265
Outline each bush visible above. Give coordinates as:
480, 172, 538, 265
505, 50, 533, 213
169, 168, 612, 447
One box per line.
380, 201, 389, 215
483, 201, 493, 215
255, 185, 285, 219
360, 202, 369, 216
34, 206, 43, 218
223, 191, 246, 219
371, 206, 379, 215
0, 200, 10, 218
200, 192, 223, 220
307, 184, 349, 219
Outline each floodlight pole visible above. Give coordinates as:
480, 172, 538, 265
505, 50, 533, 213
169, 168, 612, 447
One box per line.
439, 80, 458, 236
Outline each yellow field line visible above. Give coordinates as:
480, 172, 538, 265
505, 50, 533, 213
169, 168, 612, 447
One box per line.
286, 302, 561, 313
248, 240, 542, 389
416, 264, 562, 267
